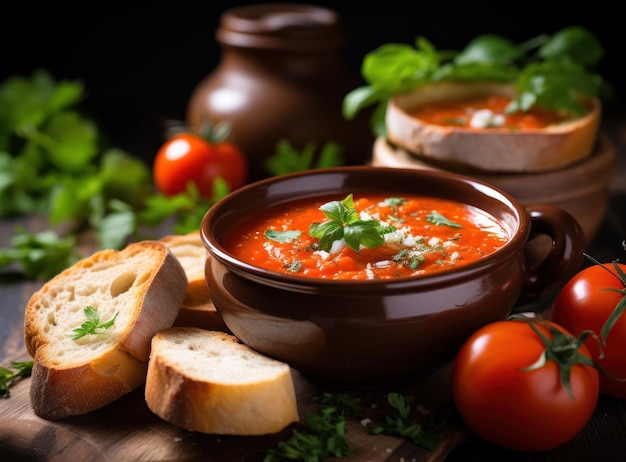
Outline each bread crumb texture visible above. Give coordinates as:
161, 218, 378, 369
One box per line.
23, 241, 188, 420
146, 327, 300, 435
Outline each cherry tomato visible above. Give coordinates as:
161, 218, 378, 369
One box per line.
552, 262, 626, 399
153, 132, 247, 198
452, 318, 599, 452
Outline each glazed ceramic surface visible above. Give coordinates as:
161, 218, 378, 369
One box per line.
201, 167, 585, 388
385, 82, 601, 173
186, 3, 373, 181
372, 135, 617, 243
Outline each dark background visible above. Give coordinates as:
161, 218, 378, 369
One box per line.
2, 2, 622, 165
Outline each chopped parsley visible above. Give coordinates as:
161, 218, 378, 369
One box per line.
68, 306, 118, 341
265, 229, 302, 243
426, 211, 462, 228
0, 360, 33, 398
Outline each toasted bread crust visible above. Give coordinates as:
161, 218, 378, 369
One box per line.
161, 232, 228, 331
24, 240, 187, 420
146, 328, 299, 435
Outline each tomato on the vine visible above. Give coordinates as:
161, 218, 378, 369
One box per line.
552, 260, 626, 399
452, 318, 599, 452
153, 125, 247, 199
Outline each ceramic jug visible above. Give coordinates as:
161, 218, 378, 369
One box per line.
186, 3, 373, 182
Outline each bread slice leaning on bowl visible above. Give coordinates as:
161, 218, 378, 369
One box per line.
385, 82, 601, 173
160, 232, 228, 331
145, 327, 299, 435
24, 240, 188, 420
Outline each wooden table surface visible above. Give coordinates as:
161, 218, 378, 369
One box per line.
1, 115, 625, 461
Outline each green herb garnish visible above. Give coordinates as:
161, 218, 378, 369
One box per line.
368, 392, 442, 451
284, 259, 303, 273
264, 229, 302, 243
0, 227, 81, 280
68, 306, 118, 341
0, 360, 33, 398
0, 71, 231, 280
309, 194, 392, 252
343, 26, 608, 135
265, 139, 344, 176
383, 197, 407, 207
426, 211, 462, 228
263, 393, 363, 461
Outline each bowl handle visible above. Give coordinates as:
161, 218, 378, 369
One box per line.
517, 204, 586, 308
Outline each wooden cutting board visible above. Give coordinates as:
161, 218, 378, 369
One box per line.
0, 355, 467, 462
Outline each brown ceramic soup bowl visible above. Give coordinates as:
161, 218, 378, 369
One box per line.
200, 166, 585, 388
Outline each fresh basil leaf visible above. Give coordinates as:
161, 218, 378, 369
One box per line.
264, 229, 302, 243
344, 222, 385, 251
454, 34, 521, 66
342, 85, 383, 120
539, 26, 604, 67
426, 211, 462, 228
95, 200, 137, 250
384, 197, 406, 207
310, 220, 343, 251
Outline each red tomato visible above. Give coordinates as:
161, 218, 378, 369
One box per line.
153, 132, 247, 198
552, 262, 626, 399
452, 318, 599, 452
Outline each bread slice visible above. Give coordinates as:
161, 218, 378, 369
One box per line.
145, 327, 299, 435
160, 232, 228, 331
24, 240, 188, 420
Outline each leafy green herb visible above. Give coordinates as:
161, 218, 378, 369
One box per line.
264, 229, 302, 243
137, 181, 226, 236
309, 194, 394, 252
344, 26, 607, 135
0, 227, 81, 280
265, 139, 344, 176
0, 71, 231, 281
263, 393, 363, 461
284, 260, 303, 273
393, 248, 425, 270
312, 392, 365, 417
426, 211, 462, 228
368, 393, 441, 451
0, 360, 33, 398
383, 197, 407, 207
68, 306, 118, 341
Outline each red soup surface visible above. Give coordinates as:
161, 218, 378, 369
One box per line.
222, 194, 509, 280
410, 95, 568, 130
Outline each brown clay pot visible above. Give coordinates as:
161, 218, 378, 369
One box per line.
186, 3, 373, 182
200, 166, 586, 388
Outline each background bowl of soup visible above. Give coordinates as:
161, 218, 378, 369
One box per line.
385, 82, 601, 173
200, 166, 585, 388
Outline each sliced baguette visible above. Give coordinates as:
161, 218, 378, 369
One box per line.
145, 327, 299, 435
160, 232, 228, 332
24, 240, 187, 420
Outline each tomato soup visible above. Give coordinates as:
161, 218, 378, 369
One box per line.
222, 194, 509, 280
410, 95, 568, 130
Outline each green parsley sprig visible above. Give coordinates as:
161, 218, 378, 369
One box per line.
68, 306, 118, 341
309, 194, 394, 252
263, 393, 363, 461
344, 26, 608, 135
0, 71, 231, 280
368, 392, 443, 451
0, 227, 81, 280
0, 360, 33, 398
265, 139, 344, 177
426, 211, 462, 228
